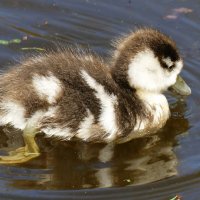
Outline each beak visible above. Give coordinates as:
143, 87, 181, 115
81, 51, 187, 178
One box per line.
170, 75, 191, 96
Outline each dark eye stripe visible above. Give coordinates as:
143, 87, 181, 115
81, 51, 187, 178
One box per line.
159, 58, 175, 71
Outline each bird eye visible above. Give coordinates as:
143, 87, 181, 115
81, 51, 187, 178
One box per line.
161, 57, 175, 71
168, 64, 175, 71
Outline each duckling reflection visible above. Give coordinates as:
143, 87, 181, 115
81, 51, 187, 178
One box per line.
6, 98, 189, 189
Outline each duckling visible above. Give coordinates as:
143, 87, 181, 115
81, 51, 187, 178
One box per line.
0, 28, 191, 164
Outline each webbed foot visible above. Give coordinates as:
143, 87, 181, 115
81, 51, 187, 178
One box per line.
0, 124, 40, 164
0, 147, 39, 164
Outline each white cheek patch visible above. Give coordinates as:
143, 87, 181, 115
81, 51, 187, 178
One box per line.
127, 49, 184, 92
0, 100, 26, 129
32, 73, 63, 104
77, 109, 94, 141
81, 70, 118, 141
128, 49, 167, 92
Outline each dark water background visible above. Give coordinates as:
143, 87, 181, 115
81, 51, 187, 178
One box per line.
0, 0, 199, 199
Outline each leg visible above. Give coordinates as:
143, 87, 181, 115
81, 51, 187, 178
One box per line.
0, 125, 40, 164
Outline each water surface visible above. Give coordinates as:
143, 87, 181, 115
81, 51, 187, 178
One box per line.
0, 0, 199, 199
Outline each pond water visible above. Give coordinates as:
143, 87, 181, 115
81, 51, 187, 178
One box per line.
0, 0, 199, 199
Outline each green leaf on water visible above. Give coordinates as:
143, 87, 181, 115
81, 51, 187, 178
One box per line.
0, 40, 9, 45
21, 47, 45, 51
0, 39, 22, 45
169, 195, 182, 200
170, 197, 177, 200
10, 39, 21, 44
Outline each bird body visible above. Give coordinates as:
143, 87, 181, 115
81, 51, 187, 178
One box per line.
0, 28, 191, 163
0, 50, 151, 142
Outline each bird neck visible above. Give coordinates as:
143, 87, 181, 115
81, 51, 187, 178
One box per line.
111, 65, 135, 93
136, 90, 170, 125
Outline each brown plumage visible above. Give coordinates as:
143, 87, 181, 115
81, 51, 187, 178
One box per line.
0, 28, 187, 143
